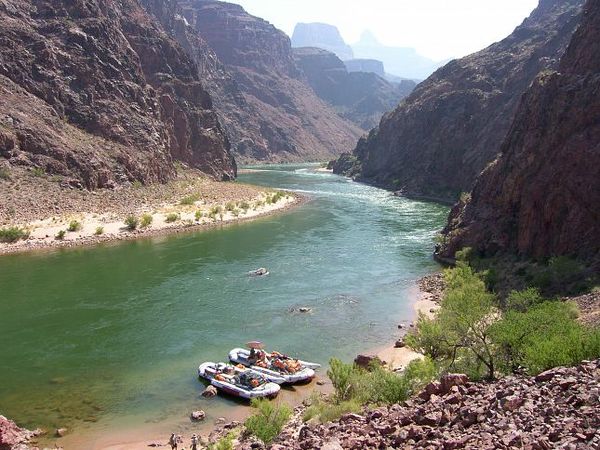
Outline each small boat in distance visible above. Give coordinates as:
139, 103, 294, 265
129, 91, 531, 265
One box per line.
198, 362, 281, 399
248, 267, 269, 277
229, 347, 320, 384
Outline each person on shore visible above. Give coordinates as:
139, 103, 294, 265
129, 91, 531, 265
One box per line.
191, 433, 199, 450
169, 433, 178, 450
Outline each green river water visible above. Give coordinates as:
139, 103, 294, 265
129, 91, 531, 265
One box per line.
0, 165, 448, 444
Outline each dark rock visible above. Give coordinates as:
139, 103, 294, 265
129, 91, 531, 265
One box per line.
354, 354, 385, 369
394, 339, 406, 348
333, 0, 584, 203
437, 0, 600, 267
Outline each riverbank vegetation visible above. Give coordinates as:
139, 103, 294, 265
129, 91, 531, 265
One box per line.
405, 254, 600, 381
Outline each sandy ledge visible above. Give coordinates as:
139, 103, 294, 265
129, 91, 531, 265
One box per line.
0, 169, 307, 256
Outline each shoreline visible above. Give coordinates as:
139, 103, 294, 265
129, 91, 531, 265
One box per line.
0, 191, 307, 257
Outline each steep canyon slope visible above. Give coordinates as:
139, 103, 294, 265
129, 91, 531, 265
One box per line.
0, 0, 235, 189
335, 0, 584, 203
437, 0, 600, 267
177, 1, 363, 163
293, 47, 416, 130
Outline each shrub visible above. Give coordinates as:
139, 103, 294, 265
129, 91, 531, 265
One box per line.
165, 213, 179, 223
132, 180, 143, 189
232, 208, 240, 218
195, 210, 203, 221
244, 399, 292, 445
55, 230, 66, 240
225, 201, 236, 212
31, 167, 45, 177
208, 432, 236, 450
505, 287, 544, 312
239, 201, 250, 212
303, 397, 361, 423
0, 227, 29, 243
0, 166, 10, 180
124, 215, 139, 231
491, 301, 600, 374
328, 358, 359, 402
67, 220, 82, 232
180, 194, 199, 206
95, 226, 104, 236
271, 191, 285, 203
140, 214, 153, 228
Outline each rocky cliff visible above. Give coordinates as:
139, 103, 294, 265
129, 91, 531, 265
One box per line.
336, 0, 584, 202
437, 0, 600, 267
291, 23, 354, 61
293, 47, 416, 130
0, 0, 235, 189
178, 1, 363, 163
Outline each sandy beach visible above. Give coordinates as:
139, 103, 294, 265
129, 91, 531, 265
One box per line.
374, 286, 440, 370
0, 169, 304, 256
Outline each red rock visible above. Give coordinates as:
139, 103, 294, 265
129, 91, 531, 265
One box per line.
440, 374, 469, 394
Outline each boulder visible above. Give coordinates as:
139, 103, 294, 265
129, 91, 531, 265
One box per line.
394, 339, 406, 348
440, 373, 469, 394
202, 385, 218, 398
190, 410, 206, 421
55, 427, 68, 437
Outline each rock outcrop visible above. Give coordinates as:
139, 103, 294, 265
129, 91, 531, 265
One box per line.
437, 0, 600, 267
178, 2, 363, 163
0, 415, 41, 450
293, 47, 416, 129
250, 360, 600, 449
336, 0, 584, 203
0, 0, 235, 189
291, 23, 354, 61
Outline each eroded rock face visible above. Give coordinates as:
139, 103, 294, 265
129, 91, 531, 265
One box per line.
438, 0, 600, 267
0, 0, 235, 189
335, 0, 584, 202
293, 47, 416, 130
178, 1, 363, 163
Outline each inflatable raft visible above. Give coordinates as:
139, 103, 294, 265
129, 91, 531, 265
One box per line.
198, 362, 281, 399
228, 348, 319, 384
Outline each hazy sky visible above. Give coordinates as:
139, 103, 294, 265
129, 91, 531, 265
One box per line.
233, 0, 539, 61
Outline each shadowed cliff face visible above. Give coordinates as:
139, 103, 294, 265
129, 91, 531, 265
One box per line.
0, 0, 235, 189
438, 0, 600, 266
335, 0, 583, 202
293, 47, 416, 130
177, 0, 363, 163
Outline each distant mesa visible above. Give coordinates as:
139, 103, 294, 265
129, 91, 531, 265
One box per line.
352, 30, 446, 80
291, 23, 354, 61
344, 59, 385, 78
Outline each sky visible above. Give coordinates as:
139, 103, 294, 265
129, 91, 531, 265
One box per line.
232, 0, 539, 61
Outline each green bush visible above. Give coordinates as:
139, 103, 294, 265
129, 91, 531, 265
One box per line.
132, 180, 143, 189
225, 201, 236, 212
67, 220, 82, 232
328, 358, 359, 402
55, 230, 66, 240
31, 167, 45, 177
140, 214, 153, 228
0, 166, 10, 180
239, 201, 250, 212
244, 399, 292, 445
0, 227, 29, 243
303, 396, 361, 423
208, 432, 236, 450
124, 215, 139, 231
95, 226, 104, 236
505, 287, 544, 312
195, 210, 203, 221
180, 194, 199, 206
165, 213, 179, 223
491, 301, 600, 374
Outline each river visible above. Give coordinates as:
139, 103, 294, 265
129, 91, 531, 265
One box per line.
0, 164, 448, 446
